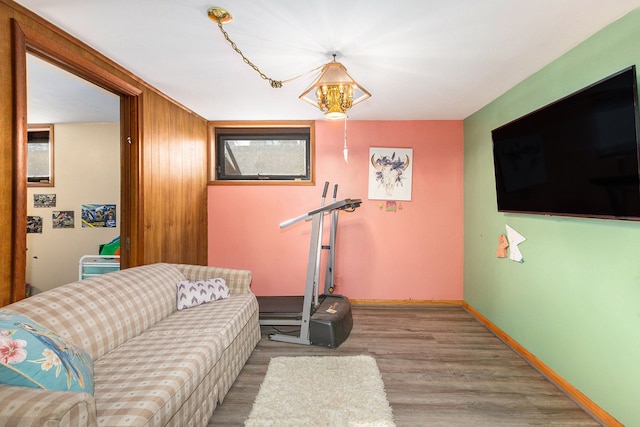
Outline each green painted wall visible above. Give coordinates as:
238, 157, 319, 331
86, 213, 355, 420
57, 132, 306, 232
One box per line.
464, 8, 640, 426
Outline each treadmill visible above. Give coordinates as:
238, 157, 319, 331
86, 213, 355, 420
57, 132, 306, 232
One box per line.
258, 182, 361, 347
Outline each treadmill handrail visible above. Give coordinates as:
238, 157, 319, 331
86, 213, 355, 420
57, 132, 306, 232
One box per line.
279, 198, 362, 229
279, 212, 310, 229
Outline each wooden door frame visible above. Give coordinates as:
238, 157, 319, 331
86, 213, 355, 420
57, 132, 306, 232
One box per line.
11, 19, 143, 302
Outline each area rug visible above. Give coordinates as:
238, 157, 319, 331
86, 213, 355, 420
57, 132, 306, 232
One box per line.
245, 355, 395, 426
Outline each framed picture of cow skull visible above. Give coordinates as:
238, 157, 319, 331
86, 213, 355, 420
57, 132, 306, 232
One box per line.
368, 147, 413, 201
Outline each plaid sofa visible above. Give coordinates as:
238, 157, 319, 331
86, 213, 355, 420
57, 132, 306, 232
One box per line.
0, 263, 261, 426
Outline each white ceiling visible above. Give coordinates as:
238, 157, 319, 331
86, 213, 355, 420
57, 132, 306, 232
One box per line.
27, 54, 120, 124
16, 0, 640, 123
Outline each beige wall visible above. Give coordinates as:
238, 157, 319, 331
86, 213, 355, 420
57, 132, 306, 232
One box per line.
26, 122, 120, 292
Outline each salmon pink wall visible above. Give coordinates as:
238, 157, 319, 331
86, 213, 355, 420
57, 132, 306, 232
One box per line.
208, 120, 464, 300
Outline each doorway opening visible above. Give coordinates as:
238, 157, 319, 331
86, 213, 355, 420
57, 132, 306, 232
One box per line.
11, 19, 142, 302
26, 53, 122, 293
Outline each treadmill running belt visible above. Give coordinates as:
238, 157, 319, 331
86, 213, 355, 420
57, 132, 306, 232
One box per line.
257, 296, 304, 319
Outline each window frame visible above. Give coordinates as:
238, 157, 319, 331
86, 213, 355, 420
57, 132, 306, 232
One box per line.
27, 123, 54, 187
209, 121, 315, 185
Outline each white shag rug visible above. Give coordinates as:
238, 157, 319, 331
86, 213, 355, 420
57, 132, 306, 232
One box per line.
245, 355, 395, 427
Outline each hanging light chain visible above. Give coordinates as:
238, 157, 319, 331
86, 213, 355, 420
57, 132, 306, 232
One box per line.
207, 6, 369, 120
215, 18, 283, 88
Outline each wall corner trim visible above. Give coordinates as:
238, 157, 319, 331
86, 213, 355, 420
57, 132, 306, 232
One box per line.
463, 302, 622, 427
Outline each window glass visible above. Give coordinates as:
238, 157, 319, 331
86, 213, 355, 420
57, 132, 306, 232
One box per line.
27, 124, 54, 187
211, 123, 314, 184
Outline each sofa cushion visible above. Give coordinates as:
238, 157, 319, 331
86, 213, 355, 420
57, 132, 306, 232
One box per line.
176, 278, 230, 310
149, 293, 258, 349
91, 293, 258, 425
175, 264, 252, 294
0, 312, 94, 394
95, 331, 222, 426
3, 263, 185, 361
92, 321, 226, 426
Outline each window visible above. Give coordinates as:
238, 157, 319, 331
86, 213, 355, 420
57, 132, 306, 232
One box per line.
27, 124, 54, 187
210, 122, 314, 185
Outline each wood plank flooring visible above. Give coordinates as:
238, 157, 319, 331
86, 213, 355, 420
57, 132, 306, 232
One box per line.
208, 306, 601, 426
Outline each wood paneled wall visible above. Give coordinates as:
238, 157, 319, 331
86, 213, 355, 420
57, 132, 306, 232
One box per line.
141, 92, 209, 264
0, 0, 209, 306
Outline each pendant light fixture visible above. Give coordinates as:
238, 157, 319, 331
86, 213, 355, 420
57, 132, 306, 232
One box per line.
207, 7, 371, 120
299, 54, 371, 120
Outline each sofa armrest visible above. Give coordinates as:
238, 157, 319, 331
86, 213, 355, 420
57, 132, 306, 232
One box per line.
173, 264, 253, 294
0, 385, 96, 427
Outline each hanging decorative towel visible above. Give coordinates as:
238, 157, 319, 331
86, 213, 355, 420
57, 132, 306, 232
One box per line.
496, 234, 509, 258
505, 225, 526, 262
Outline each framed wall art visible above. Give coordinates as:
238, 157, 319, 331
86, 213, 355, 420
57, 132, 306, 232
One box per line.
368, 147, 413, 201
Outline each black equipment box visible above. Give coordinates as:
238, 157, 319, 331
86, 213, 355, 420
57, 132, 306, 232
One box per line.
309, 295, 353, 348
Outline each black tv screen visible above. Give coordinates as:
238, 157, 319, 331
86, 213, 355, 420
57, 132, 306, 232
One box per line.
491, 66, 640, 220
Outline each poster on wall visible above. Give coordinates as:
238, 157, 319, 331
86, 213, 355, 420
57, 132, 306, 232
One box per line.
34, 194, 56, 208
368, 147, 413, 201
81, 204, 116, 228
27, 216, 42, 233
52, 211, 74, 229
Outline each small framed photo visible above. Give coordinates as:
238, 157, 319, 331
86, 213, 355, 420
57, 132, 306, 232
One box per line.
27, 216, 43, 234
82, 204, 116, 228
53, 211, 74, 229
34, 194, 56, 208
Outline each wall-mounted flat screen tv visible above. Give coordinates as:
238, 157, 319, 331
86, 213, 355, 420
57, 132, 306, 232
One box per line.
491, 66, 640, 220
